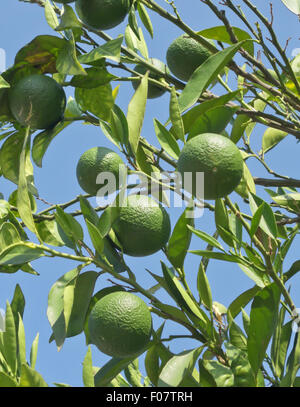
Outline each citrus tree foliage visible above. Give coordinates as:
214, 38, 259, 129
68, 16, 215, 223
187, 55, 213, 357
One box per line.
1, 0, 300, 387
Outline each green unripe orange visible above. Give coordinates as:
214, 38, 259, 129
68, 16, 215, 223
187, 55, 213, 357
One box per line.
8, 74, 66, 130
112, 194, 171, 257
177, 133, 244, 200
88, 291, 152, 358
166, 34, 213, 82
76, 147, 125, 196
75, 0, 131, 30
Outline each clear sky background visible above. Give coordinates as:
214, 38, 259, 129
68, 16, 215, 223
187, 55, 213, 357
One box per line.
1, 0, 300, 387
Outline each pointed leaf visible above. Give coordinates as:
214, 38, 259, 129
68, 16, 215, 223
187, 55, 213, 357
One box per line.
158, 348, 202, 387
127, 72, 148, 154
197, 262, 212, 310
167, 207, 194, 269
83, 346, 94, 387
2, 301, 17, 375
154, 119, 180, 159
19, 364, 48, 387
248, 283, 281, 377
169, 87, 185, 142
178, 41, 251, 112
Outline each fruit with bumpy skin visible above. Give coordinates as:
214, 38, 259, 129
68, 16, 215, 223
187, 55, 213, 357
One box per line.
8, 74, 66, 130
166, 34, 212, 82
132, 58, 169, 99
75, 0, 131, 30
88, 291, 152, 358
76, 147, 124, 196
112, 194, 171, 257
177, 133, 244, 200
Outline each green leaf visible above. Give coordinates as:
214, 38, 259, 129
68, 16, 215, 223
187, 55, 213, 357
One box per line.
0, 372, 17, 387
47, 266, 82, 349
156, 303, 191, 326
249, 193, 278, 239
127, 72, 148, 155
167, 207, 194, 269
56, 31, 86, 76
271, 308, 292, 379
176, 90, 242, 136
36, 219, 70, 247
85, 219, 104, 255
187, 106, 238, 141
0, 223, 21, 250
2, 301, 17, 375
83, 346, 94, 387
0, 131, 37, 194
19, 364, 48, 387
225, 343, 256, 386
190, 250, 247, 265
145, 345, 160, 386
79, 196, 99, 226
161, 262, 208, 326
178, 41, 250, 113
281, 331, 300, 386
10, 284, 25, 332
153, 119, 180, 159
55, 5, 82, 31
230, 114, 251, 144
66, 271, 99, 337
197, 262, 213, 310
198, 359, 216, 387
124, 359, 143, 387
248, 283, 281, 378
214, 198, 234, 247
17, 130, 40, 239
261, 128, 287, 154
137, 2, 153, 38
14, 35, 67, 74
235, 160, 256, 199
30, 333, 39, 369
188, 225, 225, 252
227, 313, 248, 351
198, 26, 254, 55
0, 243, 44, 266
158, 348, 202, 387
70, 66, 116, 89
237, 263, 267, 288
44, 0, 59, 29
203, 359, 234, 387
125, 25, 148, 59
17, 314, 26, 368
55, 206, 84, 243
109, 104, 129, 148
78, 37, 124, 64
227, 286, 261, 319
128, 4, 140, 40
75, 83, 114, 121
94, 356, 137, 387
169, 87, 185, 142
250, 203, 265, 238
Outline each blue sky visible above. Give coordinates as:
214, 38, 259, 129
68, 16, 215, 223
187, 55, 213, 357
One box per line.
1, 0, 300, 387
